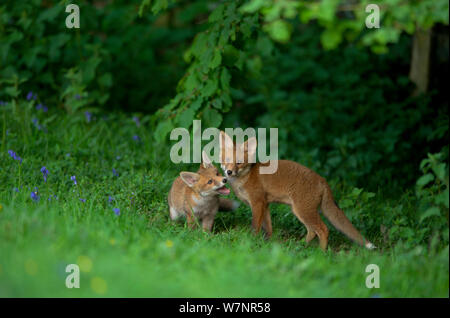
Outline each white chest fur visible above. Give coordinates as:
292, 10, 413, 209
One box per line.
229, 179, 250, 206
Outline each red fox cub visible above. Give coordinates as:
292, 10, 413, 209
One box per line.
168, 151, 239, 232
219, 131, 375, 251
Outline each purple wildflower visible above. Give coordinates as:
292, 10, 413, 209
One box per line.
36, 103, 48, 112
40, 166, 49, 182
26, 91, 37, 101
133, 116, 140, 127
14, 187, 19, 192
112, 168, 119, 177
8, 150, 22, 163
0, 100, 5, 106
108, 196, 114, 204
85, 111, 92, 123
31, 189, 40, 202
133, 135, 141, 142
79, 198, 86, 203
113, 208, 120, 216
75, 94, 81, 100
70, 175, 77, 185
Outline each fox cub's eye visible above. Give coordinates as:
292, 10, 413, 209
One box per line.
237, 162, 242, 165
207, 179, 213, 184
216, 171, 219, 176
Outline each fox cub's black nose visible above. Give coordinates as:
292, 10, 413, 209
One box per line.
222, 178, 227, 184
227, 170, 232, 176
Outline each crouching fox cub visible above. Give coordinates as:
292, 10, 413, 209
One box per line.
168, 151, 239, 232
219, 131, 375, 251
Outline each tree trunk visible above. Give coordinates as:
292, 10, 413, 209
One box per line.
409, 26, 432, 95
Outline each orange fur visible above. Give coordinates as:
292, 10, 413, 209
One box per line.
168, 151, 238, 232
219, 131, 375, 251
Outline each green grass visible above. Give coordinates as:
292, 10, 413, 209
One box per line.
0, 101, 448, 297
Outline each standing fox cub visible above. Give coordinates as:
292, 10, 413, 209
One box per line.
219, 131, 375, 251
168, 151, 239, 232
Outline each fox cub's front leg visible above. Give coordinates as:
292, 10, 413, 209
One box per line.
249, 199, 267, 235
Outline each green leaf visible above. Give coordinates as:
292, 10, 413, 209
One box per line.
321, 28, 342, 50
4, 86, 20, 97
318, 0, 338, 23
210, 49, 222, 69
202, 107, 222, 127
420, 206, 441, 223
432, 163, 447, 181
264, 20, 291, 43
220, 68, 231, 91
435, 189, 449, 209
201, 77, 218, 98
211, 98, 222, 109
138, 0, 151, 17
176, 107, 196, 128
154, 119, 174, 141
417, 173, 434, 187
240, 0, 266, 13
209, 4, 225, 23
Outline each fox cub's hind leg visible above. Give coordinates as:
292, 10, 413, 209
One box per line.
291, 199, 329, 251
305, 227, 317, 244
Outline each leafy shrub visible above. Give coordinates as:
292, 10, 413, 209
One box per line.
415, 148, 449, 245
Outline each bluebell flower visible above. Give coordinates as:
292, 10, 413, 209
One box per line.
0, 100, 5, 106
133, 135, 141, 142
75, 94, 81, 100
14, 187, 19, 192
8, 150, 22, 163
70, 175, 77, 185
26, 91, 37, 101
133, 116, 140, 127
112, 168, 119, 177
40, 166, 49, 182
85, 111, 92, 123
113, 208, 120, 216
36, 103, 48, 112
108, 196, 114, 204
79, 198, 86, 203
31, 189, 40, 202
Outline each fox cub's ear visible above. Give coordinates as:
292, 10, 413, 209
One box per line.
219, 131, 234, 150
238, 137, 257, 162
202, 150, 213, 169
180, 172, 200, 187
219, 131, 234, 163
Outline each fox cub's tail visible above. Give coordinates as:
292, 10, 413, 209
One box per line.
320, 182, 376, 250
